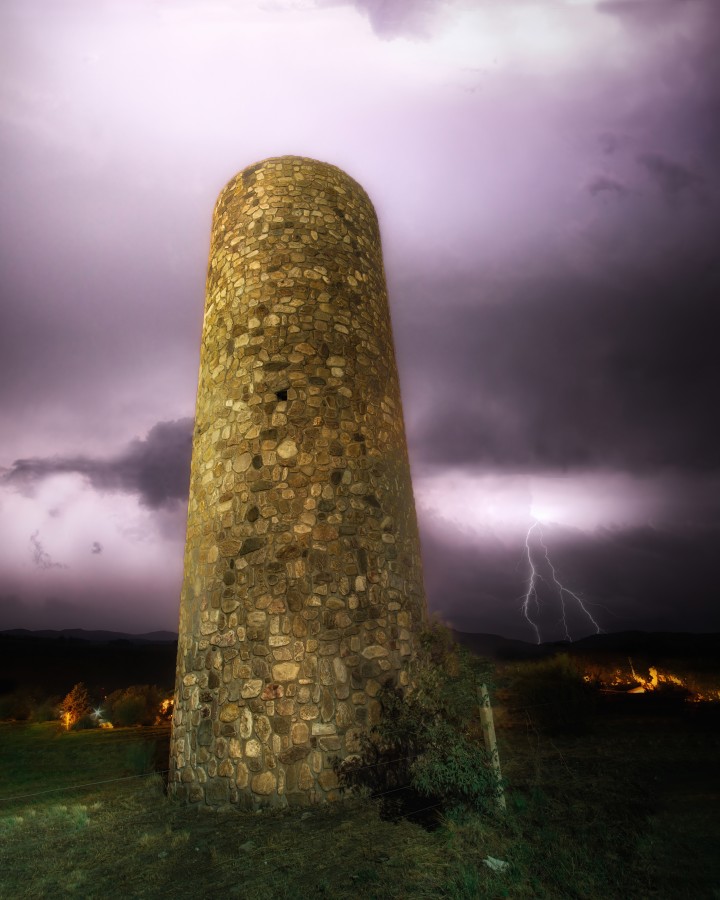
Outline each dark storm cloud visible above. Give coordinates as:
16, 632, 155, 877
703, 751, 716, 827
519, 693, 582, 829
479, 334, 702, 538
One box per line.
4, 419, 193, 509
598, 132, 628, 156
597, 0, 720, 156
0, 0, 718, 639
597, 0, 703, 23
549, 522, 720, 632
587, 175, 629, 197
397, 246, 720, 473
317, 0, 451, 37
420, 516, 720, 639
636, 153, 706, 202
419, 518, 527, 637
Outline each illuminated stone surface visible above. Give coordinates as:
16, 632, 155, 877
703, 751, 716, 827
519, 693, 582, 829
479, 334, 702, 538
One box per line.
169, 156, 426, 807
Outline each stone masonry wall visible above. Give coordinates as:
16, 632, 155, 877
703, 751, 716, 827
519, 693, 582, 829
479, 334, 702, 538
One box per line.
170, 156, 427, 807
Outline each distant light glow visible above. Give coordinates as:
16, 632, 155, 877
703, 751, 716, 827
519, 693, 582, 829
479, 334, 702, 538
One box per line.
395, 3, 621, 75
417, 469, 670, 535
528, 502, 561, 525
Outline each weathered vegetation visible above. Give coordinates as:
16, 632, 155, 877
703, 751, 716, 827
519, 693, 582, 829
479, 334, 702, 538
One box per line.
1, 641, 719, 898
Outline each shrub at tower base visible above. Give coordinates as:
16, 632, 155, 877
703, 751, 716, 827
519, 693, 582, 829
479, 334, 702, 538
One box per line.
170, 157, 427, 807
336, 623, 498, 819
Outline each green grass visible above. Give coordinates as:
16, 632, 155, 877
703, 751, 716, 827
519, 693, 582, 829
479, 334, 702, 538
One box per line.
0, 723, 168, 799
1, 709, 719, 898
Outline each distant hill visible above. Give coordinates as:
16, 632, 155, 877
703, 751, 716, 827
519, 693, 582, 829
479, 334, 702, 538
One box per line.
0, 629, 179, 697
451, 632, 548, 660
453, 629, 720, 670
2, 627, 718, 701
1, 628, 178, 644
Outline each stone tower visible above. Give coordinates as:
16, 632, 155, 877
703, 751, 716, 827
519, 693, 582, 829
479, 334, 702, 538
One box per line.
170, 156, 426, 807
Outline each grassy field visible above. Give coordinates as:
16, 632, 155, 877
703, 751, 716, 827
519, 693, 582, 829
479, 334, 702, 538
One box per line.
1, 703, 719, 898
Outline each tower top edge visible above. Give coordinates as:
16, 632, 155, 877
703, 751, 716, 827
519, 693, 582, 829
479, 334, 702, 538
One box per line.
216, 156, 377, 218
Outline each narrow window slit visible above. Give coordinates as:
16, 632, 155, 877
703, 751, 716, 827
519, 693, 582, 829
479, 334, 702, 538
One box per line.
275, 389, 288, 402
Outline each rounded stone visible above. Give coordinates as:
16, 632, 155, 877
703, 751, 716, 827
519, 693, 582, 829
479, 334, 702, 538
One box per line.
233, 452, 253, 473
251, 772, 277, 796
336, 702, 354, 728
277, 439, 298, 460
255, 715, 272, 743
219, 703, 241, 723
238, 707, 253, 739
272, 662, 300, 682
332, 658, 348, 683
241, 679, 264, 699
245, 739, 261, 758
361, 645, 389, 659
298, 764, 314, 791
318, 770, 339, 791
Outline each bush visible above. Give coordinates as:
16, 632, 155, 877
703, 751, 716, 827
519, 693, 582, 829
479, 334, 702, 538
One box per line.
507, 654, 596, 734
31, 697, 61, 723
0, 691, 33, 722
337, 623, 499, 817
105, 685, 164, 727
0, 691, 61, 723
72, 713, 97, 731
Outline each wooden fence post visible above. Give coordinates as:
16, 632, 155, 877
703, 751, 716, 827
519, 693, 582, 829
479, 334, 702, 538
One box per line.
478, 683, 506, 812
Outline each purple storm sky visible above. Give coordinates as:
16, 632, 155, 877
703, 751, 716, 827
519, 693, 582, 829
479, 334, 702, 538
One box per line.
1, 0, 718, 640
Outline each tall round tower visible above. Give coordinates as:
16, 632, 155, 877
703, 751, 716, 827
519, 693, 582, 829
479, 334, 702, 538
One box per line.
170, 156, 426, 807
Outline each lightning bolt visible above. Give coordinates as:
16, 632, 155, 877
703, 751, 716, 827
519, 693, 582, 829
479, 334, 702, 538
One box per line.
522, 523, 543, 644
522, 521, 602, 644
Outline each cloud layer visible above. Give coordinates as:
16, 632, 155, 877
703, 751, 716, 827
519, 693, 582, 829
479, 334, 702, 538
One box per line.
398, 248, 720, 473
1, 0, 718, 634
4, 420, 193, 509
